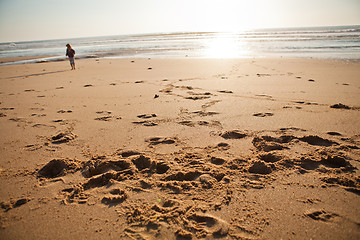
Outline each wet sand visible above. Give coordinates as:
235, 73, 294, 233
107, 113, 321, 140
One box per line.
0, 58, 359, 239
0, 56, 56, 64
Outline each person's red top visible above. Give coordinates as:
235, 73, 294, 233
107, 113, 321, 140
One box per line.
66, 49, 75, 58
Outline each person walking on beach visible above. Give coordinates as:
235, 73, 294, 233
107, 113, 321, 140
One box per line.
66, 44, 76, 70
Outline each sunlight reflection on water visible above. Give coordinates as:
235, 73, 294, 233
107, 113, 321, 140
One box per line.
203, 33, 249, 58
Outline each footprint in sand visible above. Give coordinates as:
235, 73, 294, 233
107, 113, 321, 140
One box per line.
293, 101, 318, 105
178, 120, 195, 127
188, 91, 212, 96
248, 161, 272, 174
299, 135, 337, 147
321, 175, 359, 194
305, 210, 338, 222
1, 107, 15, 111
220, 130, 247, 139
101, 189, 128, 206
256, 73, 271, 77
279, 127, 306, 132
57, 110, 73, 113
178, 120, 210, 127
189, 213, 229, 237
218, 90, 233, 94
49, 129, 76, 144
132, 120, 158, 126
330, 103, 351, 109
24, 144, 43, 151
94, 111, 121, 121
321, 155, 351, 168
253, 112, 274, 117
9, 117, 27, 123
1, 198, 31, 212
31, 113, 46, 117
211, 157, 226, 165
215, 142, 230, 150
94, 116, 113, 121
201, 100, 221, 109
185, 96, 211, 100
259, 152, 282, 163
96, 111, 112, 114
37, 158, 81, 178
133, 114, 158, 126
32, 123, 56, 129
137, 114, 156, 119
192, 110, 219, 116
146, 137, 177, 145
52, 119, 67, 124
116, 150, 141, 158
198, 120, 210, 126
252, 135, 290, 152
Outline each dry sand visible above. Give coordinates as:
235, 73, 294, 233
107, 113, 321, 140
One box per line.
0, 57, 359, 240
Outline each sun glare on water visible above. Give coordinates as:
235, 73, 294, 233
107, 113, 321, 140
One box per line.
203, 34, 248, 58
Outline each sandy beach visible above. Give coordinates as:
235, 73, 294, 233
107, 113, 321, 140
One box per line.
0, 57, 359, 239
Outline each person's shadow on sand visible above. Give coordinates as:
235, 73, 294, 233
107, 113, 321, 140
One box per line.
7, 70, 69, 79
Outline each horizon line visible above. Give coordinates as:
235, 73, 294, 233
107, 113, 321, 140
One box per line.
1, 24, 359, 44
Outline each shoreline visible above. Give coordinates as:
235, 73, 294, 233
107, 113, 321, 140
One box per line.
0, 58, 359, 239
0, 55, 58, 64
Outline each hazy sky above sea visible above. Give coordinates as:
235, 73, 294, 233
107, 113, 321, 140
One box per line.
0, 0, 359, 42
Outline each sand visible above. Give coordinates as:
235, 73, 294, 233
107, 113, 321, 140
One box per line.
0, 57, 359, 240
0, 56, 56, 64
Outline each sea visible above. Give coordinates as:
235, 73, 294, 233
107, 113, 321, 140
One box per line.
0, 25, 359, 65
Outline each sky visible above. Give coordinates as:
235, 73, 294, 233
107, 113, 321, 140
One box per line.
0, 0, 359, 42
